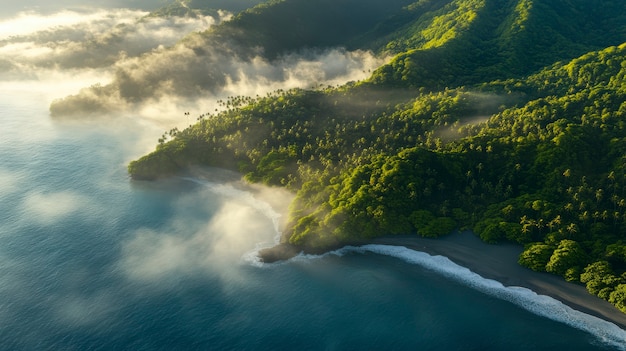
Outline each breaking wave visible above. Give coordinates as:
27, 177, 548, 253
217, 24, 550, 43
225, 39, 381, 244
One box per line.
182, 175, 626, 349
336, 244, 626, 350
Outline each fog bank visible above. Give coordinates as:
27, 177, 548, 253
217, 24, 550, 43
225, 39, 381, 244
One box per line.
49, 39, 385, 118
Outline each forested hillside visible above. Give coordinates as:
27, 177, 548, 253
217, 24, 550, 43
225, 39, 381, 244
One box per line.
128, 0, 626, 312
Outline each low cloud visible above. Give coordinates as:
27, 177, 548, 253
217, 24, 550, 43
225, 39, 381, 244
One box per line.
0, 8, 223, 79
220, 48, 384, 97
0, 8, 388, 123
0, 169, 21, 195
0, 9, 142, 38
119, 180, 290, 284
0, 1, 166, 19
20, 190, 95, 225
53, 291, 119, 327
50, 42, 386, 117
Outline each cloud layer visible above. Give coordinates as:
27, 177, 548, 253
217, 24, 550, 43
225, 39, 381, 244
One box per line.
1, 7, 387, 121
50, 42, 385, 118
0, 8, 222, 77
0, 0, 166, 19
19, 191, 96, 225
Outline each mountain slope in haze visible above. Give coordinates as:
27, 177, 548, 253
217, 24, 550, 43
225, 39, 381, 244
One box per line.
149, 0, 265, 17
125, 0, 626, 312
48, 0, 417, 117
51, 0, 626, 118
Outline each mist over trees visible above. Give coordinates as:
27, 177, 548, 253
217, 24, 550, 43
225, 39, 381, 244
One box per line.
124, 0, 626, 312
48, 0, 414, 117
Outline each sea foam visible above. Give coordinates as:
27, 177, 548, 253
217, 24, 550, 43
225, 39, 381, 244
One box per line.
337, 244, 626, 350
184, 176, 626, 348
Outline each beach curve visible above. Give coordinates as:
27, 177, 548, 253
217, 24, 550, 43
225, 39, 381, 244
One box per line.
368, 231, 626, 333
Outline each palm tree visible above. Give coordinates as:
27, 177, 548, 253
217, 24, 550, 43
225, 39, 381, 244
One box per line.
566, 223, 578, 236
520, 215, 529, 225
592, 211, 601, 223
536, 218, 545, 235
596, 188, 604, 203
579, 210, 590, 223
563, 168, 572, 178
548, 215, 561, 231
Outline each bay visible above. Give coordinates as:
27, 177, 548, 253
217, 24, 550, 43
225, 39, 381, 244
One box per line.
0, 88, 623, 350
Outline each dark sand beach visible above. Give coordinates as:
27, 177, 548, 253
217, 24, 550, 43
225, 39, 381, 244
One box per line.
370, 231, 626, 330
196, 165, 626, 331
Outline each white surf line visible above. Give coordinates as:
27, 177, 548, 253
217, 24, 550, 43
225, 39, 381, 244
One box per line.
341, 244, 626, 350
193, 182, 626, 348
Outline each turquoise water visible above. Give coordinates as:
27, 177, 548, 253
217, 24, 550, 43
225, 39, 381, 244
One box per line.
1, 89, 625, 350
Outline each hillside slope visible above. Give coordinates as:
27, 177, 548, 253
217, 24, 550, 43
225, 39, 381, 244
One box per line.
368, 0, 626, 89
127, 0, 626, 312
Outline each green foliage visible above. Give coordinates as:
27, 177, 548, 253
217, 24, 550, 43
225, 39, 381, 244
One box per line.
580, 261, 622, 298
518, 242, 554, 272
128, 0, 626, 313
545, 240, 588, 280
609, 284, 626, 313
605, 243, 626, 266
424, 217, 457, 237
475, 217, 518, 243
410, 210, 435, 231
409, 210, 456, 237
245, 147, 298, 185
369, 0, 626, 90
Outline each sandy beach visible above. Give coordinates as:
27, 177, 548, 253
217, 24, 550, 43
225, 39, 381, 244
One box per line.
370, 231, 626, 330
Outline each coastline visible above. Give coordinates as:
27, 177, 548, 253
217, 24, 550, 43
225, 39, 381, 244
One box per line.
259, 231, 626, 331
369, 231, 626, 331
178, 168, 626, 331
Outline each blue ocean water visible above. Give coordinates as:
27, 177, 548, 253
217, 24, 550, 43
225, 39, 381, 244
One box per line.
1, 89, 625, 351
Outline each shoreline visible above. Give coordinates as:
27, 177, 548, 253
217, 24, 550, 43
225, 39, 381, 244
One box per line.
370, 231, 626, 331
259, 231, 626, 331
178, 169, 626, 331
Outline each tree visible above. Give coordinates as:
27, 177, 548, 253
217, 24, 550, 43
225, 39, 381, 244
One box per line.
519, 242, 554, 271
580, 261, 621, 299
545, 239, 588, 280
609, 284, 626, 313
125, 7, 626, 313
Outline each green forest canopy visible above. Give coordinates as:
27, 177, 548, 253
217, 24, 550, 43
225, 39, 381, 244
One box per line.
128, 0, 626, 312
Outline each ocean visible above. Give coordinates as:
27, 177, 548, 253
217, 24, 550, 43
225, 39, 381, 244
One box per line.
1, 86, 626, 351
